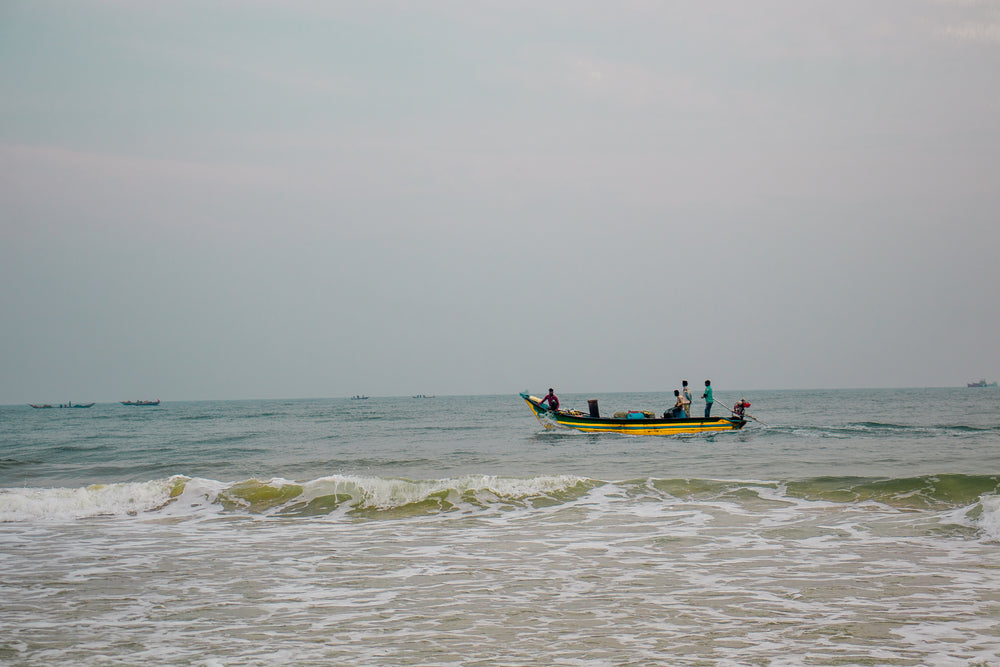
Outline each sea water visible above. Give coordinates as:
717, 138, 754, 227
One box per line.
2, 388, 999, 665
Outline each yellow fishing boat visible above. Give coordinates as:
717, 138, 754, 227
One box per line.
520, 392, 746, 436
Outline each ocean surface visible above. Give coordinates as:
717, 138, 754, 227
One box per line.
2, 387, 999, 666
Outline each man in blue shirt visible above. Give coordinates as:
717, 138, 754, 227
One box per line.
702, 380, 714, 418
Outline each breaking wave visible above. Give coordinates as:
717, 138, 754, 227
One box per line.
0, 474, 597, 522
2, 474, 1000, 540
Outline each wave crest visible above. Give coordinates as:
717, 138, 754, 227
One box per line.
0, 477, 184, 522
0, 474, 596, 522
4, 474, 999, 524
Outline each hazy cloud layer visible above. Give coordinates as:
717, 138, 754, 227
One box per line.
2, 0, 998, 402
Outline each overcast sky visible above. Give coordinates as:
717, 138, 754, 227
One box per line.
1, 0, 998, 403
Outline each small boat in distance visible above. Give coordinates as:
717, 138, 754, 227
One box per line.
30, 402, 94, 408
967, 379, 998, 387
412, 394, 436, 398
121, 399, 161, 406
520, 392, 746, 436
350, 395, 369, 400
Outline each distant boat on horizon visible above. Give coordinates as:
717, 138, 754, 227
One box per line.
121, 399, 161, 406
350, 395, 369, 400
30, 402, 94, 409
967, 379, 998, 388
412, 395, 436, 398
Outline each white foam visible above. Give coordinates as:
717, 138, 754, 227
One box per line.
975, 493, 1000, 542
300, 473, 590, 510
152, 476, 230, 518
0, 478, 180, 522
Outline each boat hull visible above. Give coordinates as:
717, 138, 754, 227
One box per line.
520, 393, 745, 435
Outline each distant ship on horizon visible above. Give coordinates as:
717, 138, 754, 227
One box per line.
30, 402, 94, 409
967, 379, 998, 388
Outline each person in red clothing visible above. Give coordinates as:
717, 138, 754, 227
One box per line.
539, 388, 560, 411
734, 398, 751, 418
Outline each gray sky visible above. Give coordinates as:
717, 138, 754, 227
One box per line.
2, 0, 999, 403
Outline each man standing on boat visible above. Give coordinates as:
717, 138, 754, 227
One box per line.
681, 380, 693, 416
540, 388, 560, 411
702, 380, 714, 417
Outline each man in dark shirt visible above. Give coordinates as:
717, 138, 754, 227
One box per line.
540, 388, 560, 411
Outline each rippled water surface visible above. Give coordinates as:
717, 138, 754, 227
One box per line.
2, 388, 1000, 665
